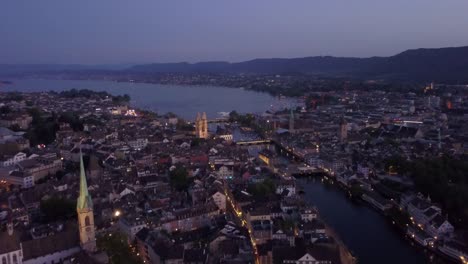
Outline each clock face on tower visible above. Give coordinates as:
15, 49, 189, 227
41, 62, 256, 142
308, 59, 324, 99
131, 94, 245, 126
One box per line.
86, 227, 92, 232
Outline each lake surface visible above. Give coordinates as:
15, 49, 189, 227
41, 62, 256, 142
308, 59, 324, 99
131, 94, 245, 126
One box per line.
300, 178, 446, 264
1, 79, 298, 120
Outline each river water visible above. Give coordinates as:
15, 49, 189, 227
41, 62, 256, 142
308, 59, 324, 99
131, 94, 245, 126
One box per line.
300, 178, 447, 264
1, 79, 298, 120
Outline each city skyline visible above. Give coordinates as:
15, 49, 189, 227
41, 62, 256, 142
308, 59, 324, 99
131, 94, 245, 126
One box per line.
1, 2, 468, 264
1, 0, 468, 64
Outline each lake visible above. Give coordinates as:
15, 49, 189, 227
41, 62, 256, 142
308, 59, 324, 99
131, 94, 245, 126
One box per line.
1, 79, 299, 120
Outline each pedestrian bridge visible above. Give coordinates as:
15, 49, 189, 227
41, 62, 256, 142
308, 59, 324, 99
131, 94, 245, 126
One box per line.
236, 139, 272, 145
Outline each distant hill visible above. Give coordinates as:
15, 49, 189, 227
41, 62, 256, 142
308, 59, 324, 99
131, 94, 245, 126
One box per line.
0, 64, 131, 75
129, 57, 379, 75
129, 46, 468, 82
365, 46, 468, 82
2, 46, 468, 83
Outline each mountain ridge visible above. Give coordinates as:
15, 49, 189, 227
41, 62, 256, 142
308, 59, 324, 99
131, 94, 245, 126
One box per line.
129, 46, 468, 82
2, 45, 468, 82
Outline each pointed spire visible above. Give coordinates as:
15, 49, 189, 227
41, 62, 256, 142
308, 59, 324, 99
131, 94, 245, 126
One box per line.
202, 112, 207, 120
289, 109, 295, 133
77, 150, 92, 210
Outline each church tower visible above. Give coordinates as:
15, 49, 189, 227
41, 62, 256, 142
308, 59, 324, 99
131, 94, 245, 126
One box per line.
195, 112, 208, 139
339, 117, 348, 143
289, 109, 295, 133
77, 151, 97, 253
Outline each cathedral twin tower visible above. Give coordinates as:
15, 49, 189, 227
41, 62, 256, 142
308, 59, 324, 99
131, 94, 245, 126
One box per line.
195, 112, 208, 139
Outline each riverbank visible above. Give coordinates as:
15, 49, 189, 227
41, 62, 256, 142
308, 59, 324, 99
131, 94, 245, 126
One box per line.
298, 175, 450, 264
324, 224, 357, 264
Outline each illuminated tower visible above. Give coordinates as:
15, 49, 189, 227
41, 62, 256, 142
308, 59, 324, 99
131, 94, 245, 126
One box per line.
77, 151, 97, 253
196, 112, 208, 139
339, 118, 347, 142
289, 109, 294, 133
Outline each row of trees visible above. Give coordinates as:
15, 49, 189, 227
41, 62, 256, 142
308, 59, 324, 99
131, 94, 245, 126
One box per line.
228, 111, 255, 127
24, 108, 85, 145
246, 79, 424, 98
55, 89, 130, 103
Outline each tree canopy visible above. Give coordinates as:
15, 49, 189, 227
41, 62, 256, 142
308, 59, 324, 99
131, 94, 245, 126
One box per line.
40, 196, 76, 222
386, 155, 468, 228
97, 232, 143, 264
169, 165, 191, 192
247, 178, 276, 199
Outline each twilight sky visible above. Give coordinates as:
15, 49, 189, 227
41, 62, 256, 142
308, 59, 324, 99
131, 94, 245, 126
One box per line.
1, 0, 468, 64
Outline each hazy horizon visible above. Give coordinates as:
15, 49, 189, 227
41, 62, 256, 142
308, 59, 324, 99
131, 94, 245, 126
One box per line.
2, 0, 468, 64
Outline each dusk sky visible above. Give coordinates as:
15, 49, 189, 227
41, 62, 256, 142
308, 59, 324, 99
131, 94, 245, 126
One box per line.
1, 0, 468, 64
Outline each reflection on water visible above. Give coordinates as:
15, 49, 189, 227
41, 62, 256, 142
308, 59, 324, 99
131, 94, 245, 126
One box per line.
299, 178, 447, 264
3, 79, 300, 120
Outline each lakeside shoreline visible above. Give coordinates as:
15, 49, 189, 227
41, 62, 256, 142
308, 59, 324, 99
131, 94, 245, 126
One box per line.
0, 78, 298, 120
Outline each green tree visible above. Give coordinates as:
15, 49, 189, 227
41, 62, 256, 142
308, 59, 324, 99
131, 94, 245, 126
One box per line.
247, 178, 276, 199
97, 232, 143, 264
40, 197, 76, 222
169, 165, 190, 192
59, 111, 84, 131
229, 111, 255, 126
397, 156, 468, 228
112, 94, 131, 104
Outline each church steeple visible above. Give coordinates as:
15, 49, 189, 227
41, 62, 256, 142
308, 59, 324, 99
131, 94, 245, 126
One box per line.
77, 150, 97, 253
77, 151, 92, 210
339, 117, 348, 143
289, 109, 295, 133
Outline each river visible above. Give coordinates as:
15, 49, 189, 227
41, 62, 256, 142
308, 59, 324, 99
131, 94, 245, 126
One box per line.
300, 178, 447, 264
0, 79, 299, 120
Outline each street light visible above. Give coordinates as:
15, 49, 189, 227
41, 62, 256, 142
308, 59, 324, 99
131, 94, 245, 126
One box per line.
114, 210, 121, 217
